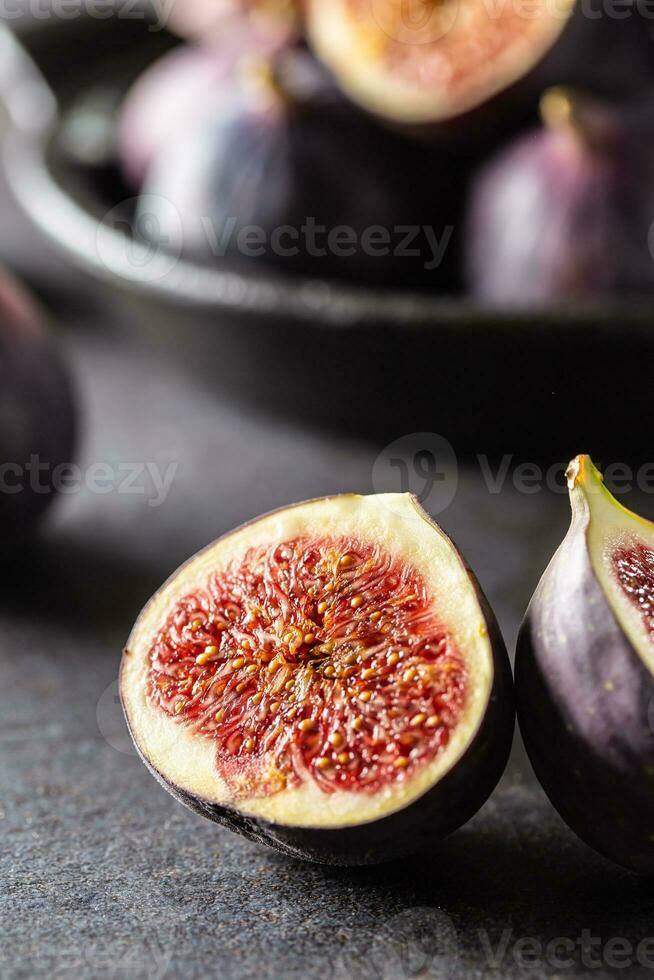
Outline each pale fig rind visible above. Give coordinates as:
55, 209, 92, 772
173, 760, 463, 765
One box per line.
120, 495, 514, 865
516, 457, 654, 873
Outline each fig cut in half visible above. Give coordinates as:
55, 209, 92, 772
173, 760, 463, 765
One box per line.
306, 0, 575, 124
121, 494, 514, 865
517, 456, 654, 873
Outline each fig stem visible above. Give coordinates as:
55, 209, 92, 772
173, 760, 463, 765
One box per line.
540, 87, 583, 135
240, 55, 287, 108
240, 51, 311, 115
539, 87, 613, 152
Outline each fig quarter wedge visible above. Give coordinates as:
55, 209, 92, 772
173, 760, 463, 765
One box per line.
120, 493, 514, 865
517, 456, 654, 873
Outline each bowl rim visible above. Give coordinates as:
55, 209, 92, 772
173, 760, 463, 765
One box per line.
3, 17, 654, 334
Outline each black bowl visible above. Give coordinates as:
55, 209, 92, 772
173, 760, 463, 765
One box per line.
2, 15, 653, 455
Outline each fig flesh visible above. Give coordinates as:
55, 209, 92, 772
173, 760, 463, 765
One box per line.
0, 269, 76, 540
305, 0, 575, 124
517, 456, 654, 873
120, 494, 514, 865
465, 90, 654, 307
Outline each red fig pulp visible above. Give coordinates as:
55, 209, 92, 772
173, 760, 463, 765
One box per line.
148, 533, 467, 798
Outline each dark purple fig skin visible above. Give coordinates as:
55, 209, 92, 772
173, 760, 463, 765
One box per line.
121, 507, 514, 866
466, 93, 654, 306
516, 516, 654, 874
118, 45, 238, 190
117, 22, 290, 189
0, 271, 76, 541
138, 49, 467, 291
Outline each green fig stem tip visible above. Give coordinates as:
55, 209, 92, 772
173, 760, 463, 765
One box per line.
566, 455, 585, 491
567, 455, 605, 493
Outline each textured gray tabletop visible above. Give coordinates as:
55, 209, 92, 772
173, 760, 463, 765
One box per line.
2, 183, 654, 980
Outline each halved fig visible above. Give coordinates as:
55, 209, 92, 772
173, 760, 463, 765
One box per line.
305, 0, 575, 124
120, 494, 514, 865
517, 456, 654, 873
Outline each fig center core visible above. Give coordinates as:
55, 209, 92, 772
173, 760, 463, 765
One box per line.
147, 534, 467, 798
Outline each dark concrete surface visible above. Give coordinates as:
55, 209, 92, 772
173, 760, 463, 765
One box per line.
2, 184, 654, 979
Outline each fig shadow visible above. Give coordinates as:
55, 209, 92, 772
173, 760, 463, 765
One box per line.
0, 533, 165, 636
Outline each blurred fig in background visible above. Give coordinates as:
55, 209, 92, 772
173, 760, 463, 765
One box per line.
137, 48, 468, 289
305, 0, 574, 125
118, 27, 287, 188
0, 269, 76, 540
165, 0, 299, 46
118, 46, 237, 189
465, 90, 654, 307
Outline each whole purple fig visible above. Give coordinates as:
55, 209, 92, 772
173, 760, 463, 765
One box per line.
117, 23, 288, 189
138, 48, 464, 288
0, 269, 76, 539
465, 89, 654, 306
118, 45, 237, 190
